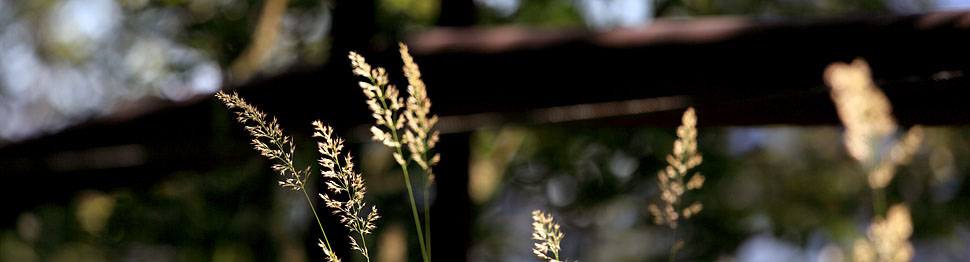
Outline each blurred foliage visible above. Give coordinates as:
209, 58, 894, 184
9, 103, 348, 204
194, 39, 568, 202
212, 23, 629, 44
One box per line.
467, 125, 970, 261
381, 0, 440, 26
0, 0, 331, 141
473, 0, 934, 30
0, 161, 281, 261
651, 0, 922, 17
477, 0, 586, 27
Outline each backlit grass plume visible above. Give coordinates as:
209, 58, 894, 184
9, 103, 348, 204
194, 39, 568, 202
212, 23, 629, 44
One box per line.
349, 43, 439, 262
648, 107, 703, 262
216, 91, 311, 191
400, 43, 441, 258
532, 210, 565, 262
825, 59, 896, 164
216, 91, 340, 262
824, 59, 924, 190
649, 107, 704, 229
400, 43, 441, 178
824, 59, 921, 262
852, 204, 914, 262
350, 51, 404, 149
314, 121, 379, 262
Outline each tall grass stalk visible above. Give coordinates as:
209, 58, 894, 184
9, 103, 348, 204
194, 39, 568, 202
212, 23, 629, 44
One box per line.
314, 121, 380, 262
648, 107, 704, 262
349, 43, 439, 262
824, 58, 922, 262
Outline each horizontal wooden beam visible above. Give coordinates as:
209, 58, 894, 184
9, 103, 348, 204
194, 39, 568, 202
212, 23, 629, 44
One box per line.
403, 11, 970, 126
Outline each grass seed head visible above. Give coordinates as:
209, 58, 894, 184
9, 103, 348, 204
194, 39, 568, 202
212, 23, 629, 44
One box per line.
314, 120, 379, 260
825, 59, 924, 189
532, 210, 564, 262
216, 91, 307, 191
824, 59, 896, 164
650, 107, 704, 229
399, 43, 441, 182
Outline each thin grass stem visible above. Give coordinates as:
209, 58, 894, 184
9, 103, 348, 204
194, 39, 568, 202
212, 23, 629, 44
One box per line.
379, 92, 429, 262
303, 187, 333, 253
872, 187, 886, 219
394, 141, 429, 262
424, 167, 432, 260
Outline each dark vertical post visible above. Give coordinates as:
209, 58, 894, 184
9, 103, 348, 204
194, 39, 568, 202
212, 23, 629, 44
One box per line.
314, 1, 379, 260
331, 0, 377, 56
432, 132, 472, 261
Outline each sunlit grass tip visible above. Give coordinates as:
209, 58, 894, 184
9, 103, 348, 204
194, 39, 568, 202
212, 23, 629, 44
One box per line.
649, 107, 704, 229
532, 210, 566, 262
313, 120, 380, 262
215, 91, 310, 191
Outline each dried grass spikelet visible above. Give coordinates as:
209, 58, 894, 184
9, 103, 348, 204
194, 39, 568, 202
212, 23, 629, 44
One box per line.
824, 58, 896, 164
216, 91, 311, 190
218, 92, 341, 261
532, 210, 565, 262
349, 51, 405, 149
319, 239, 342, 262
314, 121, 380, 261
852, 204, 914, 262
824, 59, 924, 189
400, 43, 441, 182
649, 107, 705, 229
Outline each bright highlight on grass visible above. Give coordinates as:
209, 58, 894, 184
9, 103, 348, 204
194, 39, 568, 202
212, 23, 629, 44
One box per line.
314, 121, 380, 262
646, 107, 704, 262
532, 210, 565, 262
648, 107, 704, 230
